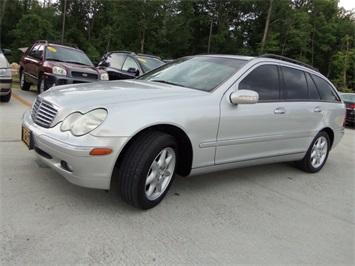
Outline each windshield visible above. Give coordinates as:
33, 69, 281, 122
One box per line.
340, 93, 355, 102
139, 56, 247, 92
45, 46, 93, 66
137, 56, 165, 73
0, 53, 10, 68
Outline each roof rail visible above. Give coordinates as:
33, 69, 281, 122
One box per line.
137, 53, 161, 60
34, 40, 79, 49
259, 54, 319, 72
35, 40, 49, 44
110, 51, 135, 55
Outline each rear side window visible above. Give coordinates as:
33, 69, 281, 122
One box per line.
282, 67, 308, 100
305, 73, 321, 100
29, 44, 41, 58
122, 56, 139, 71
311, 75, 340, 102
99, 53, 126, 68
239, 65, 280, 101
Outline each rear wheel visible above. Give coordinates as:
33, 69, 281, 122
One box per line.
118, 131, 178, 209
296, 131, 330, 173
20, 70, 31, 91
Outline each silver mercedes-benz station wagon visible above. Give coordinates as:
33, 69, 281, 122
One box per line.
22, 54, 346, 209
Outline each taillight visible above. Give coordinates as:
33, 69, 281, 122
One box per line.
343, 111, 347, 127
349, 104, 355, 109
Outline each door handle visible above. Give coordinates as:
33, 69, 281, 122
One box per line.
314, 106, 322, 112
274, 107, 286, 115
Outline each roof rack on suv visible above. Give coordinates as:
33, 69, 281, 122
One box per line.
108, 51, 162, 60
260, 54, 319, 72
34, 40, 79, 49
137, 53, 161, 60
110, 51, 136, 55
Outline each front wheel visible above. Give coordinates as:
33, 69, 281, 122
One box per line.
20, 71, 31, 91
296, 131, 330, 173
37, 74, 47, 94
118, 131, 178, 209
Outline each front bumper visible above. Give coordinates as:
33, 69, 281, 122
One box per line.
22, 110, 128, 190
0, 77, 12, 96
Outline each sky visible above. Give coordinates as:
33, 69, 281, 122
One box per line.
338, 0, 355, 10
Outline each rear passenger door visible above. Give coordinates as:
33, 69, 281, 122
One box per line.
279, 66, 338, 154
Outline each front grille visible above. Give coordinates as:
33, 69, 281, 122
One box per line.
31, 98, 59, 128
71, 71, 98, 80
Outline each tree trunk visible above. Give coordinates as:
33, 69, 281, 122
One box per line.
260, 0, 274, 53
140, 29, 145, 53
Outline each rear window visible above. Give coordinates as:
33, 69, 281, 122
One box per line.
311, 74, 340, 102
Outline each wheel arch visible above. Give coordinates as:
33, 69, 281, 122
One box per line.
320, 127, 334, 149
114, 124, 193, 180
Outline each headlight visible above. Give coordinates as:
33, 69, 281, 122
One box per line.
100, 73, 109, 80
53, 66, 67, 75
0, 68, 11, 77
61, 109, 108, 136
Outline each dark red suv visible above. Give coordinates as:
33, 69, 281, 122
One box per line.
19, 40, 109, 93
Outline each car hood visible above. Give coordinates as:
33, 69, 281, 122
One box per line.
50, 61, 102, 74
41, 79, 205, 113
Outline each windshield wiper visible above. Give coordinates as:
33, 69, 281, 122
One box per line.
151, 80, 185, 87
46, 58, 64, 62
64, 61, 91, 66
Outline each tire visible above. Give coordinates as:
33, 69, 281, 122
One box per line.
0, 90, 11, 102
296, 131, 330, 173
38, 74, 45, 94
118, 131, 178, 209
20, 70, 31, 91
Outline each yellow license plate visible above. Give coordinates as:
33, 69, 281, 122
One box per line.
22, 124, 33, 149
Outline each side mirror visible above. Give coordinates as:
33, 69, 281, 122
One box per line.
128, 67, 140, 76
230, 90, 259, 105
2, 49, 12, 56
127, 67, 136, 73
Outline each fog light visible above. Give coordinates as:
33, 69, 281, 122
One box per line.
61, 160, 73, 172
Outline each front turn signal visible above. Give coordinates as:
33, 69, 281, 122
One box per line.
89, 148, 113, 156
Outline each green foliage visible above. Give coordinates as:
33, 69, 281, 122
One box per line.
0, 0, 354, 91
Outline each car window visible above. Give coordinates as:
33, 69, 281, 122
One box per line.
29, 44, 41, 58
239, 65, 280, 101
37, 45, 44, 58
340, 93, 355, 102
311, 74, 340, 102
122, 56, 139, 71
282, 66, 308, 100
99, 53, 126, 68
137, 57, 165, 73
305, 73, 321, 100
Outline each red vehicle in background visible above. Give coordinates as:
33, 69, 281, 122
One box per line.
19, 40, 108, 93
